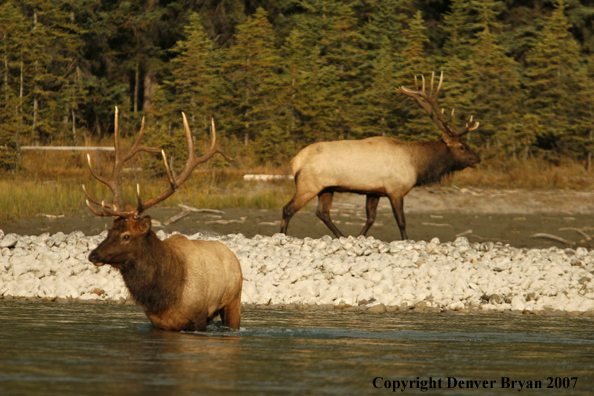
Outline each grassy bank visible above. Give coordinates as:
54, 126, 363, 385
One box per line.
0, 149, 295, 222
1, 150, 593, 223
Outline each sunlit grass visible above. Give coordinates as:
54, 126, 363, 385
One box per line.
0, 180, 84, 221
0, 174, 294, 223
1, 149, 594, 223
447, 157, 594, 190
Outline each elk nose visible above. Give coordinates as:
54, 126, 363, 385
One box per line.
89, 250, 100, 263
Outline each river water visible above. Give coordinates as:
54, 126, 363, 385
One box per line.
0, 300, 592, 395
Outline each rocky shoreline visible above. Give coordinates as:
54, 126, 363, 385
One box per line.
1, 229, 594, 316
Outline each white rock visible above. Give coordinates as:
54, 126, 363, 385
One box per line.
447, 301, 465, 311
0, 235, 17, 248
78, 293, 100, 301
577, 299, 594, 312
0, 229, 589, 313
510, 296, 525, 311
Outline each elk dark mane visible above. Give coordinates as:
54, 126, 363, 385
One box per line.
412, 140, 459, 187
120, 232, 186, 314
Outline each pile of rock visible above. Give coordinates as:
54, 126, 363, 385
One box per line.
1, 229, 593, 314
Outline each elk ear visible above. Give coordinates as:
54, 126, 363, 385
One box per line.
138, 216, 152, 234
442, 132, 456, 146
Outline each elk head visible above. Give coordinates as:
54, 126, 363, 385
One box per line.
397, 71, 481, 169
84, 107, 233, 268
87, 204, 153, 268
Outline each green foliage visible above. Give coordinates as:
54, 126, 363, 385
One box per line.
223, 7, 283, 163
468, 0, 521, 150
3, 0, 594, 171
524, 0, 588, 159
394, 10, 437, 142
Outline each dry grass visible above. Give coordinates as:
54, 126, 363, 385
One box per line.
1, 149, 593, 223
447, 158, 594, 190
0, 149, 294, 222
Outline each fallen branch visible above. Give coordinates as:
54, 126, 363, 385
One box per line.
41, 214, 65, 219
178, 204, 224, 214
559, 227, 591, 241
421, 222, 451, 227
258, 221, 280, 226
456, 229, 473, 237
205, 217, 246, 225
531, 233, 573, 246
163, 210, 191, 226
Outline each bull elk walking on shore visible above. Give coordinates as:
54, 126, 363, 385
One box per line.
280, 72, 481, 240
83, 108, 242, 331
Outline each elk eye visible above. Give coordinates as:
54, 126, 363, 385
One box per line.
459, 144, 465, 150
122, 234, 130, 241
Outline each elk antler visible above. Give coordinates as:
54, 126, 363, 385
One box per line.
397, 71, 479, 138
83, 108, 233, 218
137, 114, 234, 213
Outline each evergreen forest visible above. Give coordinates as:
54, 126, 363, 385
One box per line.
2, 0, 594, 171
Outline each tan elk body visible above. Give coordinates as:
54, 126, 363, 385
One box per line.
85, 109, 241, 331
281, 72, 481, 240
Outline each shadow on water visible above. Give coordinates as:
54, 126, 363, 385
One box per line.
0, 300, 593, 395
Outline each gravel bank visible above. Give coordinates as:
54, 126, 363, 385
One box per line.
1, 229, 593, 315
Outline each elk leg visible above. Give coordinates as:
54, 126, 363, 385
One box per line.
221, 298, 241, 330
316, 191, 344, 238
358, 194, 380, 236
388, 194, 408, 240
281, 190, 316, 235
191, 315, 208, 332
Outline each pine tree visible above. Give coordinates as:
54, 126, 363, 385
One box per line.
524, 0, 586, 160
358, 0, 408, 138
292, 0, 367, 140
362, 0, 407, 53
276, 29, 316, 153
439, 0, 476, 144
394, 10, 436, 142
363, 37, 398, 137
0, 1, 30, 170
2, 0, 86, 144
468, 0, 521, 156
224, 7, 283, 163
168, 14, 220, 126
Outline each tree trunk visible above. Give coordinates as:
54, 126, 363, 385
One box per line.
19, 48, 23, 101
586, 129, 594, 172
3, 33, 7, 102
72, 108, 76, 142
143, 69, 157, 112
134, 62, 140, 112
32, 9, 38, 140
95, 113, 102, 136
71, 66, 82, 143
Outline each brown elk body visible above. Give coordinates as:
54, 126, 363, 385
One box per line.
280, 72, 481, 240
85, 108, 241, 331
89, 216, 242, 331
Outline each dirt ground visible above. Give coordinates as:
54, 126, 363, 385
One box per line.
3, 187, 594, 249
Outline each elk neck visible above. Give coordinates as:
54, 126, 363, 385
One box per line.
410, 140, 458, 187
119, 231, 187, 314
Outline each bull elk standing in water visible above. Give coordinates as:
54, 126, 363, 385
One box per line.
84, 108, 242, 331
280, 72, 481, 240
